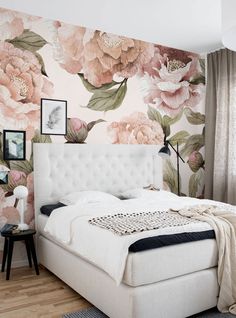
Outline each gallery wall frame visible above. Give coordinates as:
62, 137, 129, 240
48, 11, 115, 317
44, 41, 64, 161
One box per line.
0, 171, 8, 185
0, 165, 10, 185
3, 130, 26, 161
41, 98, 67, 135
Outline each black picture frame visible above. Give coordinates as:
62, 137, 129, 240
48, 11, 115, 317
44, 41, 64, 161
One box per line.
41, 98, 67, 135
3, 130, 26, 161
0, 171, 8, 185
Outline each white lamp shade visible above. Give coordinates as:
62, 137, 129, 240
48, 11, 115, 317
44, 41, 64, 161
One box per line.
13, 185, 28, 199
13, 185, 29, 230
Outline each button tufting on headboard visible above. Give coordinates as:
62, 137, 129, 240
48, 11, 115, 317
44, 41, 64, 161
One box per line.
33, 144, 163, 223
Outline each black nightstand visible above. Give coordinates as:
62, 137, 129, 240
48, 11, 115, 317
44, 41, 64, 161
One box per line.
1, 227, 39, 280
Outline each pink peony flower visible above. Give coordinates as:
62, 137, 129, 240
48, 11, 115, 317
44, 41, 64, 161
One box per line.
82, 31, 155, 87
0, 187, 6, 210
10, 170, 26, 183
53, 21, 85, 74
143, 45, 204, 116
0, 8, 40, 41
65, 118, 88, 143
0, 42, 53, 139
0, 85, 39, 140
24, 172, 34, 226
4, 170, 27, 194
53, 22, 155, 87
0, 216, 7, 230
108, 112, 164, 144
0, 207, 20, 224
0, 189, 20, 227
0, 42, 53, 104
188, 151, 204, 172
139, 45, 167, 78
0, 172, 35, 227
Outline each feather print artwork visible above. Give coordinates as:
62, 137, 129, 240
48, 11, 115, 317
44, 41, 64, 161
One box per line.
46, 106, 61, 129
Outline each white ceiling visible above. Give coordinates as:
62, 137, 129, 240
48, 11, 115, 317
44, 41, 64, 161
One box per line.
0, 0, 223, 53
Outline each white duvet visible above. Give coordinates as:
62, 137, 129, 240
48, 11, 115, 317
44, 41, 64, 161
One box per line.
44, 192, 226, 284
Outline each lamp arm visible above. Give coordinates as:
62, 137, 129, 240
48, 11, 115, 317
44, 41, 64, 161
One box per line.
166, 141, 185, 163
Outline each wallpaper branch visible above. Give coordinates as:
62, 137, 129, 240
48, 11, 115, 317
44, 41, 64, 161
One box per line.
0, 7, 205, 230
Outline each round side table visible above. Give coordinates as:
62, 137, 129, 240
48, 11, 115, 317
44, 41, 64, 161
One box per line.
1, 229, 39, 280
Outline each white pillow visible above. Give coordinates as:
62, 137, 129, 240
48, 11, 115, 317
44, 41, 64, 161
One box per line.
60, 191, 120, 205
120, 188, 178, 200
119, 188, 156, 199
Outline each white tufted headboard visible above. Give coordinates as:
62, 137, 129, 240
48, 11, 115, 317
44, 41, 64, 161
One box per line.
34, 143, 162, 218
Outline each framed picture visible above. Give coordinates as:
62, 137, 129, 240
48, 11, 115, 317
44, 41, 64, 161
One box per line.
41, 98, 67, 135
0, 170, 8, 185
3, 130, 26, 161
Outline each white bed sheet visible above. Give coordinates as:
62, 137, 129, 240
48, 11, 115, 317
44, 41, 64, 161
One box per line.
38, 213, 217, 286
38, 193, 225, 285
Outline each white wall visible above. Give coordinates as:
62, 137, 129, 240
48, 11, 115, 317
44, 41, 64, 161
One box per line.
0, 0, 222, 53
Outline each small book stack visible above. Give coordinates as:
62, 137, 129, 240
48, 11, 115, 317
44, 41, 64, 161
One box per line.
0, 224, 20, 234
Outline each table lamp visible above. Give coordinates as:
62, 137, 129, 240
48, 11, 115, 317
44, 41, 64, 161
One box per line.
13, 185, 29, 231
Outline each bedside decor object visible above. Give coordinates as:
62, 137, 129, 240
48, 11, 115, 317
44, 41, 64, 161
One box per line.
13, 185, 29, 231
3, 130, 26, 160
1, 227, 39, 280
41, 98, 67, 135
158, 141, 185, 196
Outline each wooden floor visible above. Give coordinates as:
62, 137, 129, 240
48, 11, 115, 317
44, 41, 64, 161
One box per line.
0, 266, 91, 318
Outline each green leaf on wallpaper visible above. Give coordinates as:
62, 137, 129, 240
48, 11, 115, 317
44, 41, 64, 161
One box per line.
180, 134, 204, 158
163, 125, 170, 138
147, 106, 163, 126
31, 130, 52, 144
0, 159, 10, 169
189, 168, 204, 197
78, 73, 119, 93
35, 52, 48, 77
168, 131, 190, 146
189, 58, 205, 85
199, 59, 205, 74
189, 74, 205, 85
9, 160, 33, 175
30, 130, 52, 166
184, 108, 205, 125
87, 119, 106, 132
163, 159, 179, 194
202, 126, 205, 136
7, 29, 47, 53
163, 109, 184, 126
86, 80, 127, 111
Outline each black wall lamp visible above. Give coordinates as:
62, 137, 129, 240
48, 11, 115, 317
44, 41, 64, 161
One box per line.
158, 140, 185, 196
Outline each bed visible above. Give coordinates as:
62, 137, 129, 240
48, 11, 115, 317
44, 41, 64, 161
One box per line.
33, 143, 219, 318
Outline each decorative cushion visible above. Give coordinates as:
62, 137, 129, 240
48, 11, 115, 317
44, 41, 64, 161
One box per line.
59, 190, 120, 206
40, 202, 66, 216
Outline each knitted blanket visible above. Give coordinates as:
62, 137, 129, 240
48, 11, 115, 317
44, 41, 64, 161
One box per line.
88, 210, 200, 236
174, 205, 236, 315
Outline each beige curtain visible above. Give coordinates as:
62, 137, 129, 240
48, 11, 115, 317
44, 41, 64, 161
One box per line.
205, 48, 236, 204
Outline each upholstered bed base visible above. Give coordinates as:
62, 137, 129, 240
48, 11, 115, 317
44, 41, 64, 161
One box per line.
38, 235, 218, 318
34, 144, 219, 317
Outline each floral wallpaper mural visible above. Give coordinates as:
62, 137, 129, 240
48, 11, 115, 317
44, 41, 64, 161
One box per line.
0, 7, 206, 235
